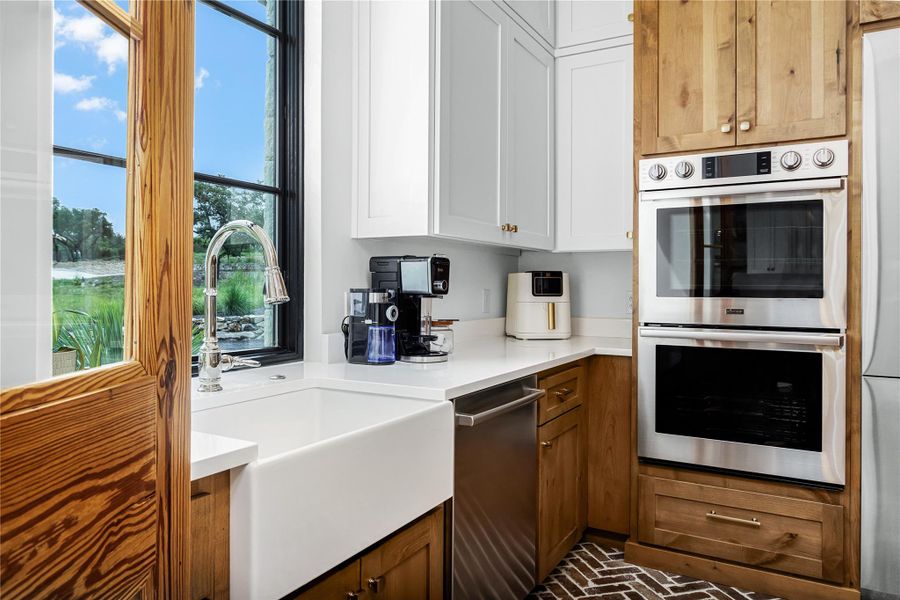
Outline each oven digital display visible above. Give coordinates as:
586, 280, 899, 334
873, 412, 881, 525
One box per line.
703, 151, 771, 179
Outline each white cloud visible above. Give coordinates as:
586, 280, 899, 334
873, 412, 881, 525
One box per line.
53, 72, 95, 94
114, 110, 127, 122
75, 96, 115, 112
54, 9, 128, 74
195, 68, 210, 90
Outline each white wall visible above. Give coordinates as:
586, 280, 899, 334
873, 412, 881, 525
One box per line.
0, 1, 53, 388
518, 250, 632, 319
304, 0, 519, 360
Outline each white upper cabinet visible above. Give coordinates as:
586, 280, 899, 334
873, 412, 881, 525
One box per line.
353, 0, 555, 251
556, 44, 633, 252
435, 0, 507, 246
504, 0, 555, 46
557, 0, 632, 48
352, 0, 430, 238
506, 25, 555, 250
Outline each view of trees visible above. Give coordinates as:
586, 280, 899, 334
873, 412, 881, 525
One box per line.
52, 197, 125, 262
193, 181, 268, 254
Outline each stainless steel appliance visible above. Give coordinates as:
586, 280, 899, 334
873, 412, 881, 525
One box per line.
637, 327, 846, 485
639, 140, 848, 330
369, 255, 451, 363
505, 271, 572, 340
453, 378, 543, 600
861, 27, 900, 600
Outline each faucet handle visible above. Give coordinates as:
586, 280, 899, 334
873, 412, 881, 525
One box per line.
221, 354, 261, 372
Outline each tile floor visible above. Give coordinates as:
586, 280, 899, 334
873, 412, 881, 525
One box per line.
529, 542, 781, 600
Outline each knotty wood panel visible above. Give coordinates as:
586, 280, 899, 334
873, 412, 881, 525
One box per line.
0, 377, 157, 598
191, 473, 230, 600
640, 0, 737, 154
861, 0, 900, 24
586, 355, 632, 535
736, 0, 847, 145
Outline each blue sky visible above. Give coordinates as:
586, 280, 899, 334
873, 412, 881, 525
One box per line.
52, 0, 273, 235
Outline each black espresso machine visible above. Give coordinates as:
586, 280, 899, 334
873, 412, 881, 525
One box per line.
370, 255, 450, 363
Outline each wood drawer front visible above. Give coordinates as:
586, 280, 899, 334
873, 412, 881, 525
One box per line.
638, 476, 843, 583
538, 364, 584, 425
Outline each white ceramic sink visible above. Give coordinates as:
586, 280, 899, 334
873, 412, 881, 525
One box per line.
192, 387, 453, 600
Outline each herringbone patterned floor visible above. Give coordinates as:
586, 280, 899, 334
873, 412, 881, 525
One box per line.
529, 543, 782, 600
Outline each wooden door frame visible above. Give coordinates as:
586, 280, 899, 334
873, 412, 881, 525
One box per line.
0, 0, 194, 596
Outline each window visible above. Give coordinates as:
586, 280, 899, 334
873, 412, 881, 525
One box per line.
50, 0, 302, 377
191, 0, 303, 366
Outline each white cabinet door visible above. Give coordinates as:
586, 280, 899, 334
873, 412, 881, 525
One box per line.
504, 0, 555, 46
556, 44, 633, 252
435, 0, 507, 245
352, 0, 430, 238
557, 0, 632, 48
505, 25, 554, 250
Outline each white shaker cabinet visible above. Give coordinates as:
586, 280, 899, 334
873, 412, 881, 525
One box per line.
555, 44, 633, 252
353, 0, 555, 251
504, 0, 555, 47
435, 0, 507, 246
557, 1, 632, 49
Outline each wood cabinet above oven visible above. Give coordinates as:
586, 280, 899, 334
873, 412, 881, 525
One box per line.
637, 0, 848, 155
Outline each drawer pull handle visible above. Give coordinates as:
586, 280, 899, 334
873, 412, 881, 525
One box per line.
706, 510, 761, 528
555, 387, 573, 398
367, 576, 385, 593
541, 441, 553, 448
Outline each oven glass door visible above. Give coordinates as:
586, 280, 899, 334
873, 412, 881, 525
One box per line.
656, 199, 824, 299
656, 344, 823, 451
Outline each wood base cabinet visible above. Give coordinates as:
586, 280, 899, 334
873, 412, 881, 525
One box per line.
190, 473, 230, 600
291, 507, 444, 600
537, 406, 587, 582
637, 475, 844, 583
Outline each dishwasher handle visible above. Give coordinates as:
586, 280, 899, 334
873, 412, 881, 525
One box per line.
456, 388, 544, 427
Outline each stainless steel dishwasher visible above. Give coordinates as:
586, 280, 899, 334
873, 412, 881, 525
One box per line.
452, 376, 543, 600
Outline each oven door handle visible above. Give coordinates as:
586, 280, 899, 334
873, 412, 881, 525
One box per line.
639, 327, 844, 348
640, 177, 844, 201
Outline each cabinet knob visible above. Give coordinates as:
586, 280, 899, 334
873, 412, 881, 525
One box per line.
720, 123, 732, 133
367, 576, 385, 593
500, 223, 510, 232
541, 441, 553, 448
347, 592, 364, 600
510, 224, 519, 233
627, 12, 634, 22
739, 120, 752, 131
626, 230, 634, 239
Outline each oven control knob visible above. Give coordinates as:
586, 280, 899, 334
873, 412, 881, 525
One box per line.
813, 147, 835, 168
674, 160, 694, 179
780, 150, 802, 171
648, 163, 667, 181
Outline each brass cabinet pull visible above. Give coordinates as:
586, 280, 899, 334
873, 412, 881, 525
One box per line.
706, 510, 761, 528
541, 441, 553, 448
554, 387, 573, 398
347, 591, 364, 599
500, 223, 510, 232
367, 576, 385, 593
627, 12, 634, 21
510, 224, 519, 233
739, 120, 752, 131
626, 230, 634, 239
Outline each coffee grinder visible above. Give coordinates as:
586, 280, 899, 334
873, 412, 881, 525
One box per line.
369, 255, 450, 363
342, 288, 399, 364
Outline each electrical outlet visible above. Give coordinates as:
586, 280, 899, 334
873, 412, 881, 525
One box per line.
626, 291, 634, 316
481, 289, 491, 314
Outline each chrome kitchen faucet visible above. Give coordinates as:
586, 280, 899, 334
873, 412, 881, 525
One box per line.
197, 220, 289, 392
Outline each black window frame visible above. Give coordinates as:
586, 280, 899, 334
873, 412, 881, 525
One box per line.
53, 0, 304, 372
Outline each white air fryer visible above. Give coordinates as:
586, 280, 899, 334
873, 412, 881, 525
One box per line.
506, 272, 571, 340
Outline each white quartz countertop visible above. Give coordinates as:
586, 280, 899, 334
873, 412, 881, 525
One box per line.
191, 430, 258, 481
189, 335, 630, 478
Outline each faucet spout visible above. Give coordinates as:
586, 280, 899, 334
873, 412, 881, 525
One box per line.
198, 220, 290, 392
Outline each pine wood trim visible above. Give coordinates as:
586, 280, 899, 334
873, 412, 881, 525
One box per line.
128, 1, 195, 596
861, 0, 900, 24
78, 0, 143, 40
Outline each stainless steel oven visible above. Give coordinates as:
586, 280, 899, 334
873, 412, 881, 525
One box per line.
637, 327, 846, 486
639, 140, 848, 330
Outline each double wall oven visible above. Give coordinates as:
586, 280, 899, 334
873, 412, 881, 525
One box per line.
638, 140, 848, 486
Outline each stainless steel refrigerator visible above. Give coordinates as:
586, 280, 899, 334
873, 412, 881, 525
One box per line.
862, 27, 900, 600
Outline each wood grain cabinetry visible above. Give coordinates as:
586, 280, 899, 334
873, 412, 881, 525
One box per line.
291, 507, 444, 600
191, 473, 230, 600
638, 475, 844, 583
586, 356, 632, 535
537, 363, 584, 425
537, 406, 586, 582
639, 0, 847, 154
